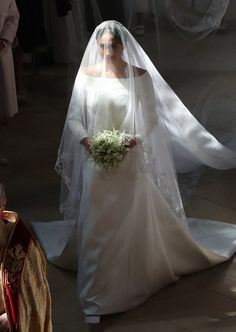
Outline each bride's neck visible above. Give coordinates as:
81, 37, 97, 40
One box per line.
103, 60, 127, 78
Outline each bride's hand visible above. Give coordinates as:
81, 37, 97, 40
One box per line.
80, 137, 91, 151
127, 138, 137, 149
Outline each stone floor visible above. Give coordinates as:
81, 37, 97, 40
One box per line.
1, 23, 236, 332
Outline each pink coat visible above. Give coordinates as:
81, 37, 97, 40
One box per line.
0, 0, 19, 43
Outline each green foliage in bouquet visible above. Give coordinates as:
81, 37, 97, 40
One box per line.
89, 130, 129, 170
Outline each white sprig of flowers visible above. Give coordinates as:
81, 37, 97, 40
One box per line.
89, 129, 129, 170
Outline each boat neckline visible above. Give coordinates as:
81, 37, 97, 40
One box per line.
80, 71, 148, 80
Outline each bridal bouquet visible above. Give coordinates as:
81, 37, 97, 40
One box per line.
89, 129, 129, 170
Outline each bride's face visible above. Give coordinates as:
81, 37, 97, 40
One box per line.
98, 33, 124, 63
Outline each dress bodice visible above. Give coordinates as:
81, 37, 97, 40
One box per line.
67, 71, 157, 143
86, 76, 131, 135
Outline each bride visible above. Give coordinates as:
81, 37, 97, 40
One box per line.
33, 20, 236, 323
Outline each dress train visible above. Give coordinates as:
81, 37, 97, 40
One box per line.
31, 150, 236, 316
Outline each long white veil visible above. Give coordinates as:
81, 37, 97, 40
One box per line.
55, 19, 236, 249
166, 0, 230, 39
55, 20, 189, 246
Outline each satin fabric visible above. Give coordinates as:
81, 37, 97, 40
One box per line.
32, 199, 236, 316
32, 73, 236, 317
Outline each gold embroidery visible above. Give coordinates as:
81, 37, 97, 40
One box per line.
5, 244, 26, 293
18, 241, 52, 332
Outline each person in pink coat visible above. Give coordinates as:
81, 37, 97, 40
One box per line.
0, 0, 19, 124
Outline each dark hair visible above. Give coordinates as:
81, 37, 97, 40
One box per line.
96, 27, 124, 45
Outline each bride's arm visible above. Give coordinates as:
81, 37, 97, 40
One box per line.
136, 73, 158, 141
140, 73, 158, 128
67, 74, 88, 145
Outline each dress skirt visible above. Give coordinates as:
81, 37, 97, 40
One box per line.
31, 146, 236, 316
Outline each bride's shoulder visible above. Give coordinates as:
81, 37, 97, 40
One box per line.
81, 64, 104, 77
132, 67, 147, 77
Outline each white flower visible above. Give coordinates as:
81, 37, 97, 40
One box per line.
89, 130, 129, 170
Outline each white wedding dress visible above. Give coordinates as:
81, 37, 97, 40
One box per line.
32, 72, 236, 318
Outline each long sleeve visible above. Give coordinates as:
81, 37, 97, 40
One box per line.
0, 0, 19, 43
67, 74, 88, 142
138, 73, 158, 133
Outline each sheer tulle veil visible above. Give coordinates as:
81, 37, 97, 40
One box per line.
55, 20, 190, 247
55, 20, 236, 251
